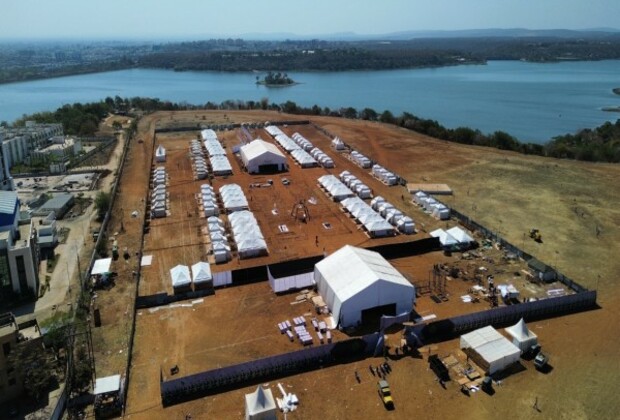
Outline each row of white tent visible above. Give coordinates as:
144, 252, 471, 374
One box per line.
155, 144, 166, 162
413, 191, 451, 220
152, 166, 167, 186
349, 150, 372, 168
290, 148, 319, 168
200, 184, 219, 217
229, 210, 268, 259
206, 216, 232, 263
340, 197, 395, 237
292, 133, 335, 168
370, 196, 415, 233
317, 175, 355, 202
203, 138, 226, 157
264, 125, 284, 137
200, 135, 233, 175
430, 226, 475, 248
220, 184, 249, 213
331, 137, 345, 150
151, 167, 168, 218
190, 140, 209, 180
371, 164, 398, 186
151, 182, 168, 218
170, 262, 213, 291
339, 170, 372, 199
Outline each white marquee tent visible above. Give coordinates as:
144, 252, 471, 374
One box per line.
170, 265, 191, 290
505, 318, 538, 353
229, 210, 268, 259
245, 386, 277, 420
191, 261, 213, 289
155, 145, 166, 162
460, 326, 521, 374
220, 184, 249, 212
447, 226, 475, 244
314, 245, 415, 327
430, 228, 459, 247
240, 139, 287, 173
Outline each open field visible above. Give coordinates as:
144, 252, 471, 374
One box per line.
91, 110, 620, 420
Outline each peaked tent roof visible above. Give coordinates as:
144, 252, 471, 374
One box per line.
446, 226, 474, 243
430, 228, 459, 246
505, 318, 537, 342
245, 386, 277, 417
241, 139, 285, 161
170, 265, 191, 288
191, 261, 212, 284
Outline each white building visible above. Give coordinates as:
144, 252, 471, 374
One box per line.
240, 139, 287, 174
0, 122, 63, 169
314, 245, 415, 328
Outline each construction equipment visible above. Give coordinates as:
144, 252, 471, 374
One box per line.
529, 229, 543, 243
377, 380, 394, 409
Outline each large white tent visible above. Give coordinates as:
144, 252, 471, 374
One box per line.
245, 386, 277, 420
447, 226, 475, 244
210, 154, 233, 175
170, 265, 191, 291
200, 129, 218, 141
460, 326, 521, 374
430, 228, 459, 247
318, 175, 355, 202
504, 318, 538, 353
220, 184, 249, 212
229, 210, 268, 259
240, 139, 287, 173
314, 245, 415, 328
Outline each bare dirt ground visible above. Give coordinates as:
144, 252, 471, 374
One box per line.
104, 111, 620, 420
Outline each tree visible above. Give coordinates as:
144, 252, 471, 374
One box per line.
94, 191, 111, 221
111, 121, 122, 130
379, 110, 396, 124
7, 341, 56, 400
360, 108, 378, 121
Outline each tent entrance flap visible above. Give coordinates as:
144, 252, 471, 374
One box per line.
361, 303, 396, 328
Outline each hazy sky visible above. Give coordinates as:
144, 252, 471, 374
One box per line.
2, 0, 619, 40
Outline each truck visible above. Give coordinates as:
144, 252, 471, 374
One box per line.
377, 380, 394, 409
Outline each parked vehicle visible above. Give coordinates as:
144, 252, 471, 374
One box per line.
377, 380, 394, 409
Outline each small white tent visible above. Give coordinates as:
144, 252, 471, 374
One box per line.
191, 262, 213, 289
155, 145, 166, 162
245, 386, 277, 420
505, 318, 538, 353
170, 265, 191, 291
447, 226, 475, 244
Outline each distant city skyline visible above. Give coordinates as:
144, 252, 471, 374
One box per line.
2, 0, 620, 41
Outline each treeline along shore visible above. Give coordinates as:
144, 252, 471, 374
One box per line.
4, 96, 619, 163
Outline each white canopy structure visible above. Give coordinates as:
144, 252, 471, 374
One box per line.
447, 226, 474, 244
229, 210, 268, 259
220, 184, 249, 212
340, 197, 393, 237
170, 265, 191, 290
92, 258, 112, 275
397, 216, 415, 234
200, 129, 218, 141
460, 326, 521, 374
203, 139, 226, 157
290, 149, 318, 168
212, 241, 232, 263
245, 386, 277, 420
430, 229, 459, 247
314, 245, 415, 328
318, 175, 355, 202
264, 125, 284, 137
331, 136, 345, 150
413, 191, 427, 205
505, 318, 538, 353
191, 261, 213, 288
350, 150, 371, 168
210, 154, 233, 175
240, 139, 287, 173
155, 145, 166, 162
431, 203, 451, 220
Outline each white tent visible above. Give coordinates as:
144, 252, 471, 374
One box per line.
220, 184, 249, 212
204, 139, 226, 157
397, 216, 415, 234
155, 145, 166, 162
447, 226, 474, 244
370, 196, 385, 211
210, 154, 233, 175
318, 175, 355, 202
170, 265, 191, 290
413, 191, 427, 205
314, 245, 415, 328
92, 258, 112, 275
432, 204, 451, 220
331, 137, 345, 150
430, 229, 459, 247
191, 261, 213, 289
229, 210, 268, 259
212, 241, 231, 263
241, 139, 287, 173
200, 129, 218, 141
505, 318, 538, 353
290, 149, 318, 168
460, 326, 521, 374
245, 386, 277, 420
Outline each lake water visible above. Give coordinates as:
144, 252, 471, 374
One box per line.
1, 60, 619, 143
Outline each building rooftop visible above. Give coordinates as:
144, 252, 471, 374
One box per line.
40, 193, 73, 211
0, 191, 18, 214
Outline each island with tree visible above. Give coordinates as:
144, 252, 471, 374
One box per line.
256, 72, 298, 87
